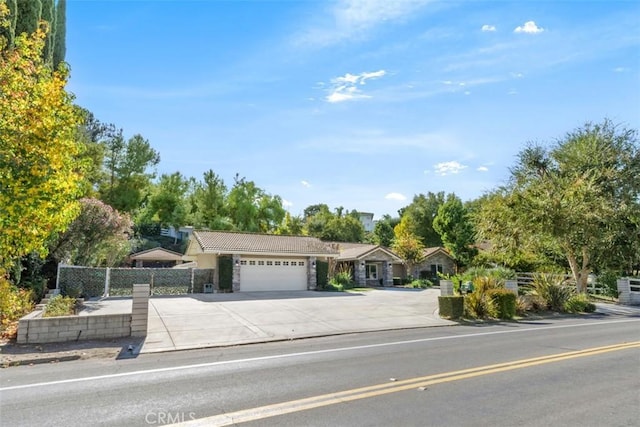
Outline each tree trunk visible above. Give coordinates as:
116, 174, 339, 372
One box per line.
567, 248, 590, 293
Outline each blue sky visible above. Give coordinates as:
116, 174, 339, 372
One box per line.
66, 0, 640, 219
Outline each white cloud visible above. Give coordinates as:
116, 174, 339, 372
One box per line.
510, 72, 524, 78
326, 70, 386, 103
477, 166, 489, 172
613, 67, 628, 73
481, 24, 496, 32
508, 89, 518, 95
296, 0, 431, 47
434, 161, 467, 176
283, 199, 293, 208
385, 192, 407, 201
514, 21, 544, 34
301, 180, 311, 188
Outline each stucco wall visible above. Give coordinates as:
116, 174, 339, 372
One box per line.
196, 253, 217, 269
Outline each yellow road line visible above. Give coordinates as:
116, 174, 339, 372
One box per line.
174, 341, 640, 427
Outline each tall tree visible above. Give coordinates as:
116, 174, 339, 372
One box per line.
372, 214, 396, 247
0, 0, 17, 49
276, 212, 305, 235
148, 172, 191, 243
398, 191, 445, 247
475, 120, 640, 292
433, 194, 477, 272
52, 0, 64, 68
189, 170, 231, 230
392, 216, 426, 278
39, 0, 54, 64
99, 133, 160, 213
14, 0, 41, 37
226, 174, 285, 233
0, 15, 83, 270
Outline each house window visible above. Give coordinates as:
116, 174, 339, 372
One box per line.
240, 260, 247, 266
249, 260, 256, 266
266, 261, 273, 266
283, 261, 289, 266
291, 261, 297, 266
275, 261, 281, 266
258, 260, 264, 266
430, 264, 443, 276
366, 264, 378, 280
299, 261, 305, 266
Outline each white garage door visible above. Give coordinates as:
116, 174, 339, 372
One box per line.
239, 258, 308, 291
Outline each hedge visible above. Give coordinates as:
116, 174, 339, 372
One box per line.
218, 256, 233, 291
438, 295, 464, 319
487, 288, 517, 319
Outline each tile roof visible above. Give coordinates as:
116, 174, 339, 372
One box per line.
192, 231, 339, 256
333, 242, 402, 261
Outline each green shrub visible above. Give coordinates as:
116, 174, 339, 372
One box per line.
597, 270, 620, 298
62, 281, 83, 298
464, 290, 498, 319
408, 279, 432, 289
438, 296, 464, 319
564, 294, 596, 313
487, 288, 517, 319
462, 276, 503, 319
530, 273, 574, 312
43, 295, 77, 317
316, 261, 329, 289
330, 266, 354, 290
218, 256, 233, 291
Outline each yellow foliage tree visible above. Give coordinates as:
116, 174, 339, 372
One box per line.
0, 7, 84, 271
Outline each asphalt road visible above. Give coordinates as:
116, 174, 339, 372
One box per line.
2, 315, 639, 427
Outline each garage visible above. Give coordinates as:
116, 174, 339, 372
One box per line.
239, 258, 308, 291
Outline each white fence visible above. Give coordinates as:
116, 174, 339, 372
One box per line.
516, 272, 606, 294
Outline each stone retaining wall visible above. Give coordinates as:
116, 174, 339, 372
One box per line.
17, 312, 131, 344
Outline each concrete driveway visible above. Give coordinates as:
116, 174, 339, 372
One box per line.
141, 288, 452, 353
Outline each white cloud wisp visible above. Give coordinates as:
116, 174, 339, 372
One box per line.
326, 70, 386, 103
434, 161, 467, 176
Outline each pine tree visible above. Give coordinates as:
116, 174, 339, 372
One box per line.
52, 0, 64, 68
14, 0, 41, 36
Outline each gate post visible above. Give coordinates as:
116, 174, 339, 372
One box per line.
131, 284, 150, 337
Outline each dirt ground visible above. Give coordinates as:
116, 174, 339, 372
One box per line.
0, 336, 145, 368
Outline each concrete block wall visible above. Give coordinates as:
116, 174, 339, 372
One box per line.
17, 312, 131, 344
131, 284, 150, 337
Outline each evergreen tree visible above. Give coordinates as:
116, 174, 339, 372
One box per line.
52, 0, 64, 68
14, 0, 41, 37
40, 0, 54, 64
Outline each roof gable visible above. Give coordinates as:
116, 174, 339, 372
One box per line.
192, 231, 339, 256
130, 247, 184, 261
336, 243, 403, 262
423, 246, 452, 259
